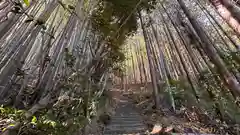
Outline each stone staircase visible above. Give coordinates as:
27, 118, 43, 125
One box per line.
104, 97, 147, 135
102, 92, 218, 135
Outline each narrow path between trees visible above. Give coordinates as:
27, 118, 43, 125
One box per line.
104, 95, 147, 135
103, 88, 219, 135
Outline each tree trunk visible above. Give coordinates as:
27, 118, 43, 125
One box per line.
221, 0, 240, 22
210, 0, 240, 36
178, 0, 240, 97
139, 11, 161, 110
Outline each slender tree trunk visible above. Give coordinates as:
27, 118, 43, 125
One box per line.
178, 0, 240, 97
137, 40, 148, 83
133, 42, 143, 84
159, 8, 200, 101
210, 0, 240, 36
149, 19, 176, 110
197, 0, 240, 50
221, 0, 240, 22
139, 11, 160, 110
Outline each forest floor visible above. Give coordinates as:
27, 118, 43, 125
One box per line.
125, 90, 240, 135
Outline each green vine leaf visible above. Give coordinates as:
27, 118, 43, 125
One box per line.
23, 0, 30, 6
31, 116, 37, 124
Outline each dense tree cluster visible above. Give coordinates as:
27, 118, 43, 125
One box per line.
0, 0, 240, 134
121, 0, 240, 133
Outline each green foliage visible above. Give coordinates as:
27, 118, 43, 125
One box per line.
90, 0, 156, 70
165, 69, 240, 125
198, 70, 221, 98
222, 51, 240, 72
1, 67, 109, 134
198, 69, 240, 123
167, 79, 194, 109
164, 86, 176, 111
91, 0, 156, 39
0, 97, 97, 135
0, 106, 25, 121
64, 48, 76, 68
23, 0, 30, 6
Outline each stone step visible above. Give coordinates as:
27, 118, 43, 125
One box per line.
112, 114, 140, 117
104, 133, 145, 135
114, 113, 140, 116
104, 133, 215, 135
111, 116, 142, 120
171, 133, 216, 135
110, 120, 143, 124
112, 113, 141, 116
114, 112, 138, 115
104, 127, 146, 134
109, 120, 144, 125
106, 124, 145, 129
116, 104, 136, 108
104, 132, 145, 135
109, 119, 144, 123
104, 97, 146, 135
115, 108, 137, 112
114, 111, 139, 115
105, 123, 146, 130
109, 121, 143, 125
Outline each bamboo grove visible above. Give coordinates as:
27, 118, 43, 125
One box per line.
1, 0, 240, 134
0, 0, 113, 134
0, 0, 156, 134
122, 0, 240, 126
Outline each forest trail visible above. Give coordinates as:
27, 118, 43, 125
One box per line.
104, 87, 219, 135
104, 94, 147, 135
1, 0, 240, 134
